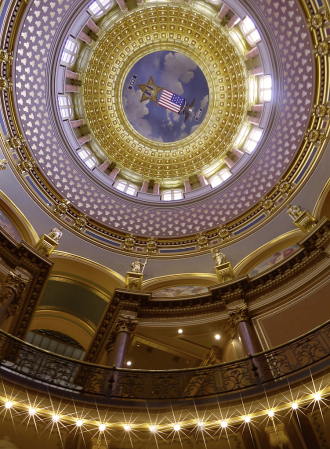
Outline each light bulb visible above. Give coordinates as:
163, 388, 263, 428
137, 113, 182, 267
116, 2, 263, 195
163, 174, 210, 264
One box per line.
52, 414, 60, 423
174, 423, 180, 431
221, 421, 227, 428
99, 423, 106, 432
76, 419, 83, 427
314, 393, 321, 401
292, 402, 298, 410
197, 421, 204, 428
127, 361, 131, 366
124, 424, 131, 431
4, 401, 12, 409
29, 408, 36, 416
268, 410, 274, 418
149, 425, 156, 433
244, 416, 251, 423
215, 334, 220, 340
178, 329, 183, 334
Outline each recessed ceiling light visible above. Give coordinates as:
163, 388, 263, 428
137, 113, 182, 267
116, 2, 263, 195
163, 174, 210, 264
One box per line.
29, 408, 36, 416
124, 424, 131, 431
314, 393, 321, 401
4, 401, 12, 409
268, 410, 274, 418
76, 419, 83, 427
174, 423, 180, 431
292, 402, 298, 410
127, 361, 131, 366
52, 414, 60, 423
221, 421, 227, 428
178, 329, 183, 334
215, 334, 220, 340
244, 416, 250, 423
149, 425, 156, 432
99, 423, 106, 432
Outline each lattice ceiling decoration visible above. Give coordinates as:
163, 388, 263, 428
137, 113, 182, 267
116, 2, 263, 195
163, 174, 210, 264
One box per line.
82, 5, 247, 181
0, 0, 324, 257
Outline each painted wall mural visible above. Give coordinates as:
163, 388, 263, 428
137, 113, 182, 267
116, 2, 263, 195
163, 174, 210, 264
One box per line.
0, 209, 21, 241
249, 245, 299, 277
123, 51, 209, 143
152, 285, 209, 298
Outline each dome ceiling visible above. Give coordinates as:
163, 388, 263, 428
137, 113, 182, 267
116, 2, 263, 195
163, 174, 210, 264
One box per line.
1, 0, 323, 257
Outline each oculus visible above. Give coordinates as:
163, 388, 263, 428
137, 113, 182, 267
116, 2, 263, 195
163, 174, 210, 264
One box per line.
123, 51, 209, 143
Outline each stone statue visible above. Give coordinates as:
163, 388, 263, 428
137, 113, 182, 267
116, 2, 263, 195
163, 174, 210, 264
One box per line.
130, 257, 148, 273
47, 226, 63, 243
286, 204, 302, 221
212, 249, 227, 266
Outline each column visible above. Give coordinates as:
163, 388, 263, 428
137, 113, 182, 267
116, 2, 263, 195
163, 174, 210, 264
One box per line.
140, 180, 149, 193
86, 18, 100, 34
77, 134, 91, 145
227, 14, 240, 29
232, 148, 244, 159
98, 161, 110, 172
248, 116, 260, 126
218, 4, 230, 20
109, 167, 120, 180
198, 174, 207, 187
250, 66, 264, 76
227, 305, 267, 380
106, 316, 138, 368
184, 180, 192, 192
70, 120, 84, 129
78, 30, 93, 45
251, 104, 263, 113
66, 70, 80, 80
153, 182, 160, 194
116, 0, 128, 10
224, 157, 235, 169
0, 272, 27, 326
65, 84, 79, 93
245, 46, 259, 60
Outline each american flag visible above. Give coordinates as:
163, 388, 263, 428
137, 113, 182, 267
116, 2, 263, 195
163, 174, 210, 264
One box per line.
158, 89, 185, 113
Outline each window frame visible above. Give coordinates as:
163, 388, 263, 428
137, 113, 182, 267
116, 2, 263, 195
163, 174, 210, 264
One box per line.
243, 128, 263, 154
162, 189, 184, 201
114, 180, 138, 196
209, 169, 232, 188
239, 16, 261, 46
77, 146, 98, 169
88, 0, 114, 18
61, 38, 79, 66
58, 95, 74, 119
258, 75, 272, 102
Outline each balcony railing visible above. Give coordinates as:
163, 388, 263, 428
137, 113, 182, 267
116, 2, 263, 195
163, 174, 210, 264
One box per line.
0, 320, 329, 400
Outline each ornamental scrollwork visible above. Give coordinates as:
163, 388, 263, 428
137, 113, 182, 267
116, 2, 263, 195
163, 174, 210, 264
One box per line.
146, 237, 157, 253
261, 198, 276, 214
18, 157, 36, 173
114, 315, 138, 335
316, 41, 330, 57
124, 234, 136, 251
306, 129, 326, 143
308, 12, 329, 30
0, 77, 12, 91
73, 214, 87, 231
7, 136, 24, 149
0, 159, 7, 171
217, 225, 231, 243
312, 104, 330, 118
0, 49, 13, 64
54, 199, 70, 217
277, 180, 294, 196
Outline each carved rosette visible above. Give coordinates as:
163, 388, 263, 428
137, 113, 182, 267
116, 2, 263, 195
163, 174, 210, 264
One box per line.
306, 129, 326, 143
217, 225, 231, 243
0, 77, 12, 91
278, 180, 294, 196
312, 104, 330, 118
309, 12, 328, 30
124, 234, 136, 251
316, 42, 330, 57
18, 158, 36, 173
146, 237, 157, 253
197, 232, 208, 248
73, 214, 87, 231
0, 49, 13, 63
261, 198, 276, 214
54, 200, 70, 217
114, 315, 138, 335
8, 136, 24, 149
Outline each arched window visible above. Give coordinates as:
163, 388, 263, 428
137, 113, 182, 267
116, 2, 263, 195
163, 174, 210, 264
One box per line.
61, 38, 78, 65
244, 128, 263, 153
239, 16, 261, 46
77, 146, 98, 169
58, 95, 73, 119
88, 0, 114, 17
162, 189, 184, 201
115, 180, 138, 196
258, 75, 272, 102
209, 169, 231, 188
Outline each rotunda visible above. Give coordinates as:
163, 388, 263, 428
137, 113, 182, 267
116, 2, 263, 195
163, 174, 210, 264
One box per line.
0, 0, 329, 447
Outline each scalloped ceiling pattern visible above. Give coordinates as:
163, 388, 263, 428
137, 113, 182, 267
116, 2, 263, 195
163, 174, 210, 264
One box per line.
14, 0, 314, 237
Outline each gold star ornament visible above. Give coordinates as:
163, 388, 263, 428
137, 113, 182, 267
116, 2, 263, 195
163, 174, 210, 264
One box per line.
137, 76, 163, 103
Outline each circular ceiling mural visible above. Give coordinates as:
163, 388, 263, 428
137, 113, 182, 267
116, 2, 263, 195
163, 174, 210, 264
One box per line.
122, 51, 209, 143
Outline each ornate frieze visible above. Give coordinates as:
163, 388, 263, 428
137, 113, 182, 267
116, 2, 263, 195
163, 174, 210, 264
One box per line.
73, 214, 87, 231
114, 315, 138, 335
124, 234, 136, 251
53, 200, 70, 217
